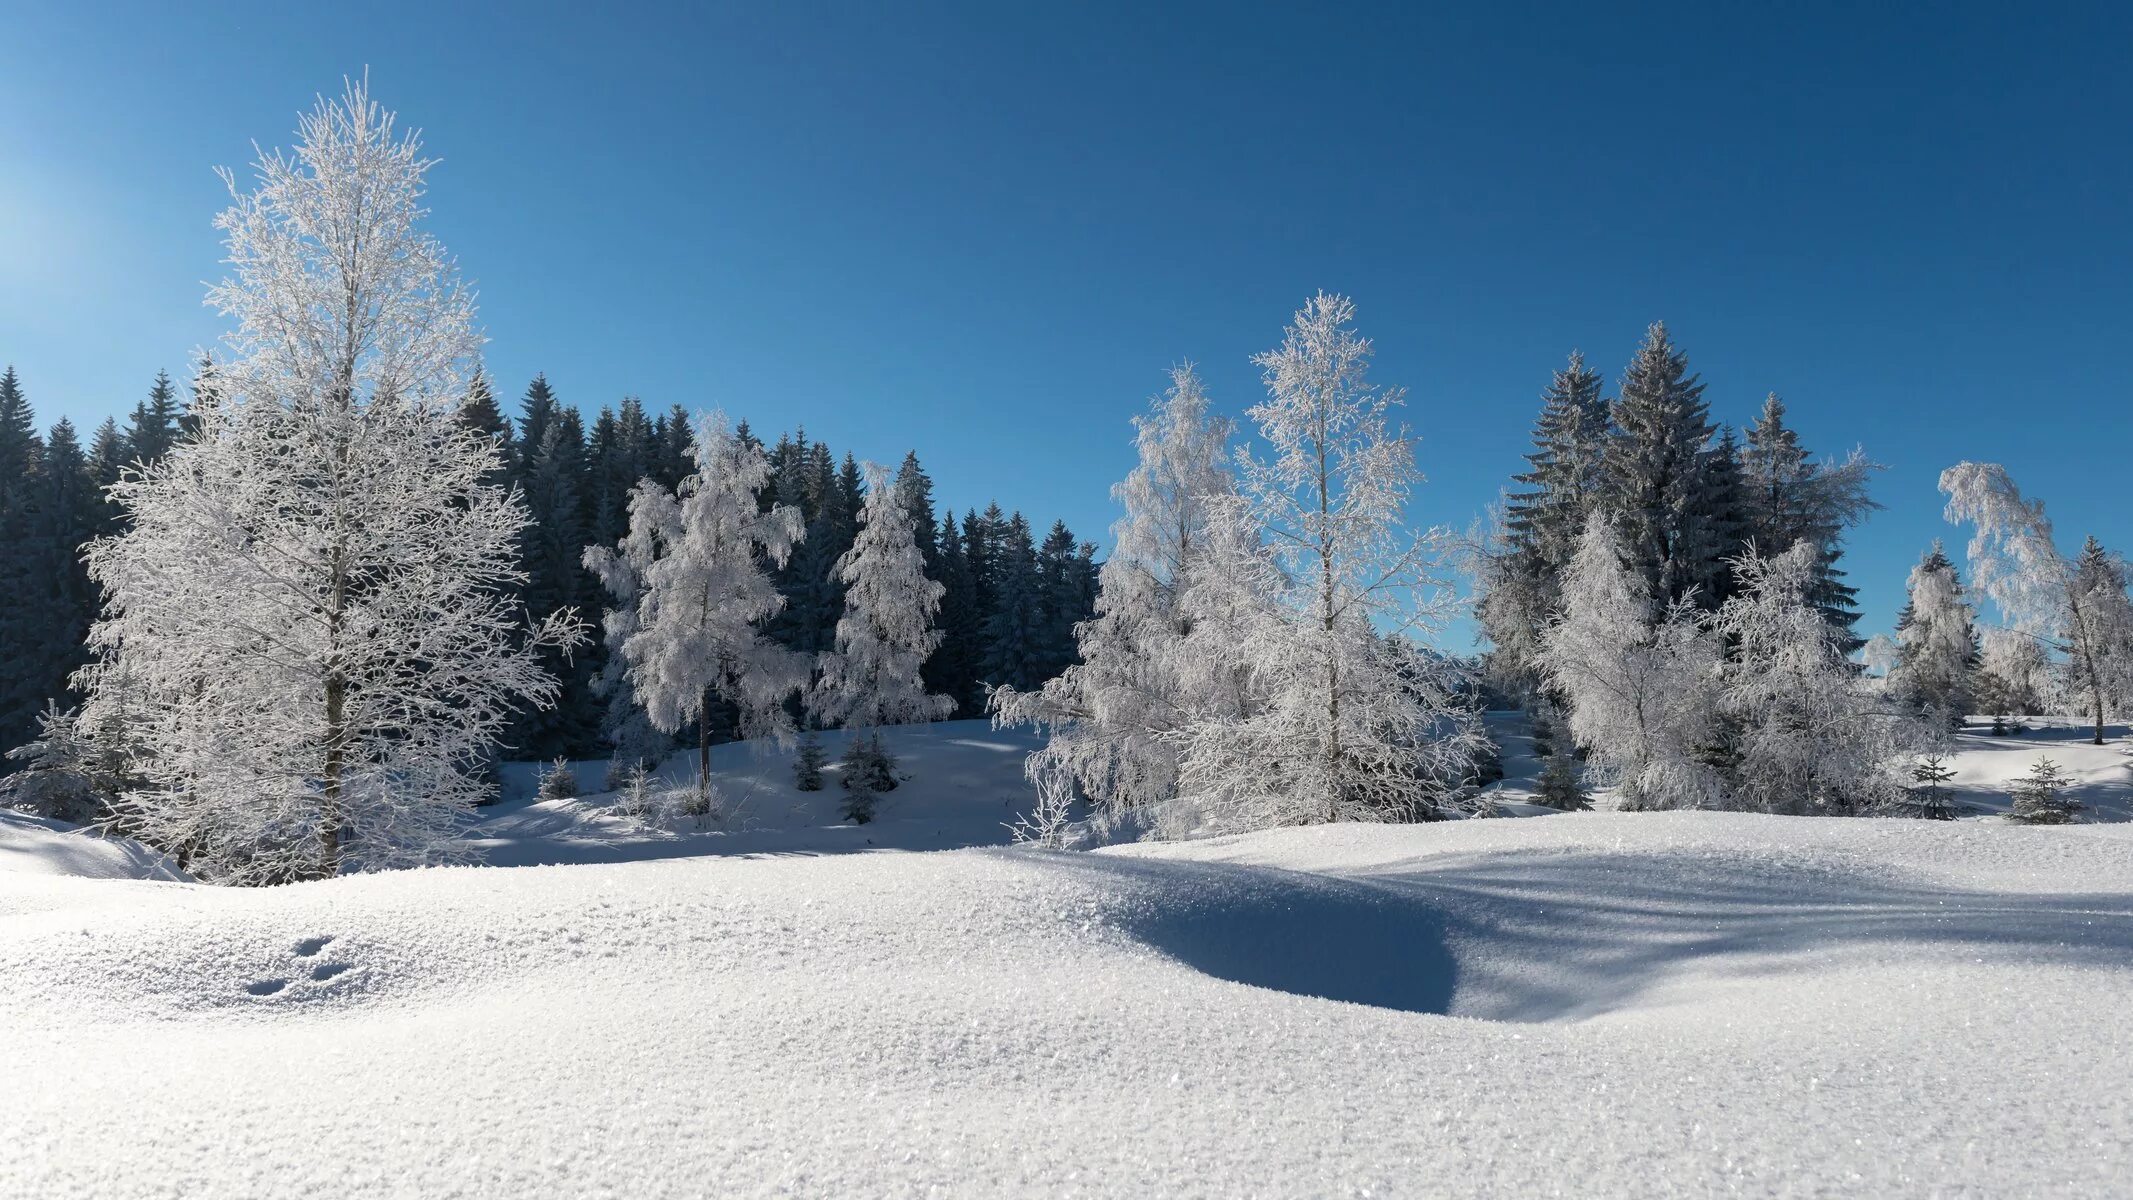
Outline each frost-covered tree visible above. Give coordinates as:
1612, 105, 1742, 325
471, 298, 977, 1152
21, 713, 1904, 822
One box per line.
1537, 513, 1722, 810
994, 365, 1235, 815
1941, 463, 2133, 743
581, 491, 673, 787
1886, 542, 1977, 726
75, 80, 583, 883
1169, 294, 1478, 831
1975, 628, 2049, 722
811, 462, 953, 736
1713, 542, 1926, 815
606, 410, 807, 808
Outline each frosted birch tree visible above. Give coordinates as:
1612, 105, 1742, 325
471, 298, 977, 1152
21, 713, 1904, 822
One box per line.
608, 410, 806, 809
811, 462, 953, 734
75, 80, 583, 884
1941, 463, 2133, 743
993, 364, 1236, 818
582, 489, 672, 786
1714, 542, 1927, 815
1168, 294, 1478, 831
1537, 513, 1723, 810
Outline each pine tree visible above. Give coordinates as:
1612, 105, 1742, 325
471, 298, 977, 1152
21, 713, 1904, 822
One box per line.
983, 512, 1043, 690
838, 730, 896, 821
793, 734, 826, 791
516, 412, 597, 757
895, 451, 939, 574
1033, 520, 1087, 680
1601, 323, 1728, 610
2008, 756, 2080, 824
604, 410, 807, 810
125, 370, 183, 466
1909, 755, 1958, 820
929, 515, 982, 713
456, 369, 513, 490
1740, 393, 1879, 647
1535, 748, 1592, 811
0, 366, 46, 761
811, 462, 952, 735
76, 81, 584, 882
515, 374, 561, 480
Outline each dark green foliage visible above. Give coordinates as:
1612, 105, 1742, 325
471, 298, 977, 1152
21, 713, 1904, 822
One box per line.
2008, 757, 2080, 825
839, 731, 897, 822
1602, 322, 1728, 610
125, 370, 182, 466
1536, 749, 1592, 811
794, 734, 826, 791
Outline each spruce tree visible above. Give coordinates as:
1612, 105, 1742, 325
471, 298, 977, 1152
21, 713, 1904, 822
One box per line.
928, 515, 981, 713
1505, 351, 1612, 576
1601, 323, 1727, 610
2009, 756, 2080, 824
1888, 542, 1978, 724
793, 733, 826, 791
0, 367, 46, 761
516, 414, 597, 757
125, 370, 182, 466
1909, 755, 1958, 820
1741, 393, 1876, 647
983, 512, 1043, 691
895, 451, 938, 574
1034, 520, 1087, 681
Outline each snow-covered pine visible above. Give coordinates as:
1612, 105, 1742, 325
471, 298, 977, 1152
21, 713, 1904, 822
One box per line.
1886, 541, 1978, 727
604, 410, 808, 809
993, 364, 1236, 818
2008, 755, 2080, 824
1940, 463, 2133, 743
536, 758, 579, 801
1167, 294, 1479, 831
581, 501, 674, 788
1534, 746, 1592, 812
1713, 542, 1927, 815
73, 80, 583, 884
1538, 513, 1724, 810
811, 461, 953, 733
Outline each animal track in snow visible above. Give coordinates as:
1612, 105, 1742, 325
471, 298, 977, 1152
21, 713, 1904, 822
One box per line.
243, 935, 355, 998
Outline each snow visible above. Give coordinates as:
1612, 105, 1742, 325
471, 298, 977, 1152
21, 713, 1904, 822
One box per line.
6, 718, 2132, 1196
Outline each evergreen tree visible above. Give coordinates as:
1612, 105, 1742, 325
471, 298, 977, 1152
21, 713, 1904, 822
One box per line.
1740, 393, 1879, 647
1033, 520, 1088, 680
515, 373, 561, 479
2008, 756, 2080, 824
928, 515, 982, 713
793, 733, 826, 791
0, 366, 46, 761
125, 370, 182, 466
983, 512, 1043, 690
811, 462, 952, 737
516, 413, 598, 757
1601, 323, 1728, 610
87, 419, 129, 526
456, 369, 513, 490
650, 404, 695, 492
1505, 351, 1612, 576
603, 410, 807, 809
1535, 748, 1592, 811
1909, 755, 1958, 820
895, 453, 938, 563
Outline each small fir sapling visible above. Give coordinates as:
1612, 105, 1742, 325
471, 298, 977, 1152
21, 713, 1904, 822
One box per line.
1909, 755, 1958, 820
2008, 756, 2081, 824
536, 758, 580, 801
1536, 748, 1593, 811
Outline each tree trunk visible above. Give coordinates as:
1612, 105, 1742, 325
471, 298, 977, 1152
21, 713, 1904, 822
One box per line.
321, 670, 344, 879
698, 696, 712, 805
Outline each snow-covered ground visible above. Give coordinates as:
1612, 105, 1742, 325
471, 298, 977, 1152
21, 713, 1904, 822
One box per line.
5, 718, 2131, 1197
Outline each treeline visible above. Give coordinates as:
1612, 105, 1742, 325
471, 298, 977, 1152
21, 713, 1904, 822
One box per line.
1475, 324, 1877, 696
0, 361, 1099, 774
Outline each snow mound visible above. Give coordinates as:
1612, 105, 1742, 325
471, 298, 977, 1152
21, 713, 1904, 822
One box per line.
0, 810, 186, 885
7, 812, 2131, 1196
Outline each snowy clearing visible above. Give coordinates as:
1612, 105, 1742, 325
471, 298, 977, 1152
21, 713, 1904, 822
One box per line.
7, 797, 2132, 1196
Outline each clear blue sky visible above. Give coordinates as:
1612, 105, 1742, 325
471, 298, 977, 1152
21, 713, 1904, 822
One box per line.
4, 1, 2128, 646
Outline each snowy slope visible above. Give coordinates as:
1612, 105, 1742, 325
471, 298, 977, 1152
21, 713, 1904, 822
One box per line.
7, 811, 2131, 1197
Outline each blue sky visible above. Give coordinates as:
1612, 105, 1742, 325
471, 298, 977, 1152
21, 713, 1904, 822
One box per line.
3, 1, 2128, 645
